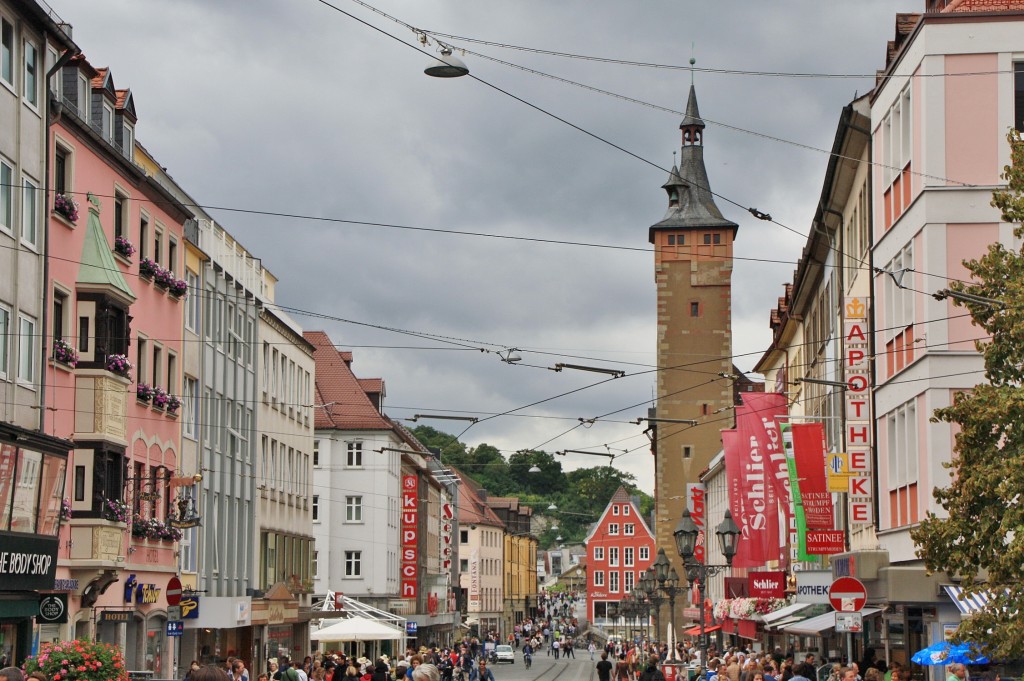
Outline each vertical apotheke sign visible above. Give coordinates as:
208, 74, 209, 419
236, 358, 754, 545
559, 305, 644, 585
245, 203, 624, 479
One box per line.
844, 297, 873, 525
401, 475, 419, 599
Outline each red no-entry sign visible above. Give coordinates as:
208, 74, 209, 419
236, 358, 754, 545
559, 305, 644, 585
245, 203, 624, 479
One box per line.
166, 576, 182, 606
829, 576, 866, 612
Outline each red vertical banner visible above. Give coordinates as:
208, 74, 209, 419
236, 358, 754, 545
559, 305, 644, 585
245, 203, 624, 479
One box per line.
791, 423, 833, 529
722, 429, 757, 568
737, 393, 791, 564
730, 405, 779, 567
401, 474, 419, 599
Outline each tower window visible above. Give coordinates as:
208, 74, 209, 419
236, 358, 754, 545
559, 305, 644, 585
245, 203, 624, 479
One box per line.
714, 233, 721, 244
690, 302, 700, 317
667, 235, 675, 246
682, 445, 693, 459
703, 233, 711, 245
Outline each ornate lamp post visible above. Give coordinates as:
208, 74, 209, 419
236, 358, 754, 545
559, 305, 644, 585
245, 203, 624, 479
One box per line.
674, 507, 741, 668
638, 569, 665, 642
651, 548, 683, 651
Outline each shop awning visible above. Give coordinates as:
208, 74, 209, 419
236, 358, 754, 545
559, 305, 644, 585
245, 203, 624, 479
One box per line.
762, 602, 816, 625
942, 585, 1000, 616
766, 614, 809, 631
782, 608, 881, 636
683, 624, 722, 636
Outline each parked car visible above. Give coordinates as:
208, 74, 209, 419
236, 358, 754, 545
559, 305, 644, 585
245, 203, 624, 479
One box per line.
495, 645, 515, 664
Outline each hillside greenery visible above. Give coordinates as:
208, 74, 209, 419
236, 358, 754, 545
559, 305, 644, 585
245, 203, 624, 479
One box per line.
412, 425, 654, 549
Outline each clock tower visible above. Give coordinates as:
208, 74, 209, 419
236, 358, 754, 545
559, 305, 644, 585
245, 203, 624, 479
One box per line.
649, 84, 738, 618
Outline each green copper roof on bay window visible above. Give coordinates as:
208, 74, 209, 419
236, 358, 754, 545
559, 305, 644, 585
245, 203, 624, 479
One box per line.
78, 208, 135, 300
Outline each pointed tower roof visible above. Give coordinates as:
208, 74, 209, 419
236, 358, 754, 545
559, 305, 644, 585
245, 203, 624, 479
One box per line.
680, 84, 705, 130
78, 206, 135, 304
650, 84, 737, 240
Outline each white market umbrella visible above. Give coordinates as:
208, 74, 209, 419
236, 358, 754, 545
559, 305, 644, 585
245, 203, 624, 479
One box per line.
311, 615, 404, 642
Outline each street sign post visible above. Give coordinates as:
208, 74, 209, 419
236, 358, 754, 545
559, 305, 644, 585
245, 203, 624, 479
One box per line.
166, 577, 182, 606
166, 621, 184, 637
167, 605, 182, 621
829, 576, 867, 612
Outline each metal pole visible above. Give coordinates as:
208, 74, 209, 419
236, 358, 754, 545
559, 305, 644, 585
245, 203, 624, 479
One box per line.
698, 575, 707, 669
669, 591, 676, 653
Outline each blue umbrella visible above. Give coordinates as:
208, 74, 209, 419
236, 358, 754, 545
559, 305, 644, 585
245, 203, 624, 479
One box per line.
911, 641, 990, 666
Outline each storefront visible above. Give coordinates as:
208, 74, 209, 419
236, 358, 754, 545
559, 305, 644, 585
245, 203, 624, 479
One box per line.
182, 596, 253, 666
0, 426, 72, 666
251, 582, 309, 669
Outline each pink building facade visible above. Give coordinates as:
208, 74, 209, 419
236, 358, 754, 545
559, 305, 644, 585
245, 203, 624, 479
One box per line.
43, 54, 191, 674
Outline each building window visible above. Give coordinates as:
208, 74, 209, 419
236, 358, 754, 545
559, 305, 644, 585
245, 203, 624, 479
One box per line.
608, 523, 619, 536
152, 344, 162, 388
593, 571, 604, 587
346, 441, 362, 467
139, 213, 149, 259
166, 351, 177, 395
612, 505, 619, 516
102, 103, 114, 143
460, 529, 469, 544
52, 289, 68, 348
0, 158, 11, 232
346, 495, 362, 522
690, 302, 700, 317
608, 547, 619, 567
624, 571, 635, 593
593, 546, 604, 561
183, 377, 197, 439
0, 305, 9, 379
887, 398, 919, 528
185, 271, 199, 331
624, 546, 634, 566
609, 571, 620, 593
168, 237, 177, 275
683, 445, 693, 459
54, 147, 69, 197
123, 123, 134, 156
1016, 62, 1024, 132
23, 40, 37, 107
313, 440, 320, 468
22, 177, 38, 247
703, 233, 711, 245
113, 191, 127, 239
0, 17, 13, 87
639, 546, 650, 561
312, 495, 320, 522
153, 226, 162, 266
624, 523, 635, 536
18, 314, 35, 383
344, 550, 361, 577
75, 73, 88, 120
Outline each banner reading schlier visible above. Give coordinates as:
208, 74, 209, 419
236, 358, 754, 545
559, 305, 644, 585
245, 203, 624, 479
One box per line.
736, 392, 791, 564
723, 425, 778, 568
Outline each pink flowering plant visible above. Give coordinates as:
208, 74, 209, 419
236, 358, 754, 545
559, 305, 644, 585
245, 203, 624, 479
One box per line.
53, 193, 80, 223
52, 338, 79, 367
105, 353, 132, 380
24, 638, 129, 681
114, 236, 136, 259
139, 257, 158, 278
166, 394, 182, 413
152, 386, 169, 409
103, 498, 130, 523
131, 513, 183, 541
136, 383, 154, 402
60, 498, 72, 521
170, 277, 188, 298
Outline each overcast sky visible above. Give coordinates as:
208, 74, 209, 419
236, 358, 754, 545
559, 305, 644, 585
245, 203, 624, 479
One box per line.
51, 0, 904, 494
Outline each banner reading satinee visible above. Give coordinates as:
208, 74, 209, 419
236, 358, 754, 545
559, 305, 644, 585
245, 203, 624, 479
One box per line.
791, 423, 833, 529
736, 393, 791, 564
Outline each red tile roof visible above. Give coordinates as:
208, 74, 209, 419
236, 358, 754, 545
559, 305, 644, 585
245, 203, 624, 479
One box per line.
91, 67, 108, 90
304, 331, 392, 431
453, 468, 505, 527
358, 378, 384, 394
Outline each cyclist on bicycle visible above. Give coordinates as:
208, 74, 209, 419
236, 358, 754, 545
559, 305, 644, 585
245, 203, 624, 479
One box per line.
523, 643, 534, 670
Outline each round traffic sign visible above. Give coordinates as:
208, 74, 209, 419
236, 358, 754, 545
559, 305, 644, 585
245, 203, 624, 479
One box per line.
166, 576, 182, 606
829, 576, 866, 612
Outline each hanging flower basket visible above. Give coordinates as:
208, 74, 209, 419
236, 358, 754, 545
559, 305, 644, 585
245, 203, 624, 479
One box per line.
114, 236, 136, 260
136, 383, 154, 402
53, 193, 80, 223
139, 257, 158, 280
102, 498, 130, 524
152, 387, 169, 410
166, 394, 182, 414
105, 353, 133, 380
53, 338, 79, 367
24, 639, 129, 681
169, 278, 188, 298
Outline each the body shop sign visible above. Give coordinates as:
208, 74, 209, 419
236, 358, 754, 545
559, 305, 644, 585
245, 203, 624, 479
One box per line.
401, 475, 419, 599
0, 533, 58, 590
844, 297, 873, 525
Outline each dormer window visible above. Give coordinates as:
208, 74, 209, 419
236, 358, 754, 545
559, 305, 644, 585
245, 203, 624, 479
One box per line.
123, 123, 134, 156
102, 102, 114, 143
76, 73, 89, 120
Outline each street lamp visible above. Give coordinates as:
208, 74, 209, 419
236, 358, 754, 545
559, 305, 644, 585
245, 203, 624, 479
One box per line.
651, 548, 683, 653
674, 507, 741, 669
638, 568, 665, 642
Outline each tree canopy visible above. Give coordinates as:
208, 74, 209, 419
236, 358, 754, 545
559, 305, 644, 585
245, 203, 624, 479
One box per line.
411, 426, 654, 549
910, 131, 1024, 659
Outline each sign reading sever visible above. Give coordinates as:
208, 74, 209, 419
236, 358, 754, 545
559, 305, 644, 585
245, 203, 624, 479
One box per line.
401, 475, 419, 599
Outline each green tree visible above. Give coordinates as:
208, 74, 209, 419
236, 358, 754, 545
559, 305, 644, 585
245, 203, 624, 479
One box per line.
911, 131, 1024, 659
